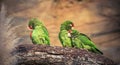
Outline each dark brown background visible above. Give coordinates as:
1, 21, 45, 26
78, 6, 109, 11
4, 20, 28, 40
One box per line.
0, 0, 120, 64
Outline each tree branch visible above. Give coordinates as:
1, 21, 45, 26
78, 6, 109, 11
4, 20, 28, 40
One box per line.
14, 44, 116, 65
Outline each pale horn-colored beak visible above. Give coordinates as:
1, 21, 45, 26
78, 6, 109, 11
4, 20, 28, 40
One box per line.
68, 30, 72, 37
27, 26, 33, 31
72, 27, 74, 29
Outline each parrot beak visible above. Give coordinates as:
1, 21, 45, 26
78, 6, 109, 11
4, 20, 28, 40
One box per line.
68, 30, 72, 37
28, 25, 33, 31
72, 27, 74, 29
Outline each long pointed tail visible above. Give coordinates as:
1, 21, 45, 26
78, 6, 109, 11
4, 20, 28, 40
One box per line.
94, 47, 103, 54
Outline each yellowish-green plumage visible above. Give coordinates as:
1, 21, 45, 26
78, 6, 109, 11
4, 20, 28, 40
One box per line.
28, 18, 50, 45
59, 20, 74, 47
71, 29, 103, 54
59, 30, 72, 47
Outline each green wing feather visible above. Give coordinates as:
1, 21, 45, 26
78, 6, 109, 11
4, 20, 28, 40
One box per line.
59, 30, 72, 47
70, 29, 103, 54
72, 36, 84, 48
71, 30, 84, 48
42, 26, 49, 36
79, 33, 103, 54
32, 26, 50, 45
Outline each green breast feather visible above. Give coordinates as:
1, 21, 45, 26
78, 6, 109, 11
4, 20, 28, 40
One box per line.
32, 26, 50, 45
59, 30, 73, 47
28, 18, 50, 45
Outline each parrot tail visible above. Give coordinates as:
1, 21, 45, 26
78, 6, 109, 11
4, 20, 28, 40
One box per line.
95, 47, 103, 55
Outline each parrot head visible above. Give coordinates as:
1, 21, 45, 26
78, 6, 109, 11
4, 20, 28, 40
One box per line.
68, 29, 79, 38
60, 20, 74, 31
28, 18, 43, 30
71, 30, 79, 35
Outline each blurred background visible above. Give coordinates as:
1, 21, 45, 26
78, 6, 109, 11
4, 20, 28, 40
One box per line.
0, 0, 120, 64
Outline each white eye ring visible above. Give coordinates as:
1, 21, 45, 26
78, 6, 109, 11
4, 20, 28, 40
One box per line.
70, 24, 72, 26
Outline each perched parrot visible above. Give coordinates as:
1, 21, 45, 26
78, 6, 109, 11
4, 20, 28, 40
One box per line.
59, 30, 73, 47
70, 29, 103, 54
59, 20, 74, 47
28, 18, 50, 45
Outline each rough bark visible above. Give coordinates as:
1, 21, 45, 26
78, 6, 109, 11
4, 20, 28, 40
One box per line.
13, 44, 116, 65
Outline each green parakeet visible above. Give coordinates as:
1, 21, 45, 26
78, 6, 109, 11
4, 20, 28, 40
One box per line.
59, 30, 73, 47
28, 18, 50, 45
59, 20, 74, 47
70, 29, 103, 54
